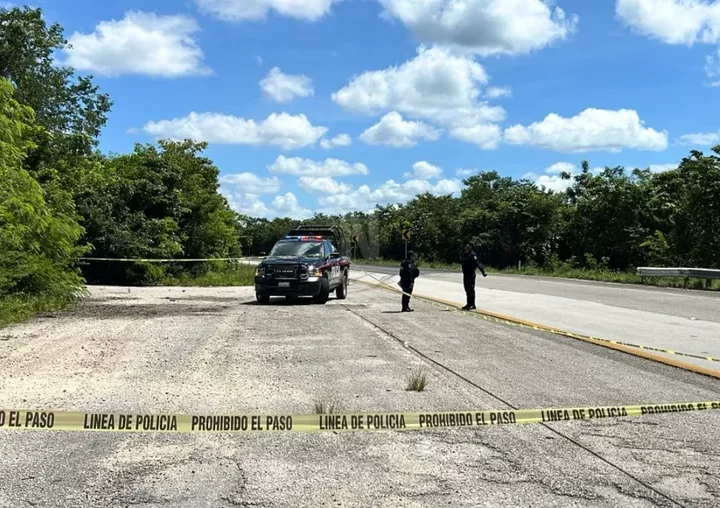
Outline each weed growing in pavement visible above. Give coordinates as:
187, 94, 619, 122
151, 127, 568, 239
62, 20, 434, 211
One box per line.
313, 396, 341, 414
406, 367, 428, 392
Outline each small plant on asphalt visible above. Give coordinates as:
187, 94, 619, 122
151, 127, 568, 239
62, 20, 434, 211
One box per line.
406, 368, 428, 392
313, 396, 341, 414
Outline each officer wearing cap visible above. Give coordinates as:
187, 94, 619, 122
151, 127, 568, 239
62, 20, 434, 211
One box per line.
399, 250, 420, 312
461, 243, 487, 310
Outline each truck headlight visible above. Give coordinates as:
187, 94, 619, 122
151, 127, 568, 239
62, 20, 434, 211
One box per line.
308, 265, 322, 277
255, 265, 264, 277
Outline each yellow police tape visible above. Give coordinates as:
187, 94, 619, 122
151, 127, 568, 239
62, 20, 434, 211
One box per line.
2, 402, 718, 433
79, 257, 248, 263
352, 270, 720, 365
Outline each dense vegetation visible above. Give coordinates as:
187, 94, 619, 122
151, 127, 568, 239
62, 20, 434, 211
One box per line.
0, 7, 244, 325
243, 155, 720, 280
2, 6, 719, 326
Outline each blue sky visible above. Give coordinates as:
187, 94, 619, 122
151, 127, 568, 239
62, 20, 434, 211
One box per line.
17, 0, 720, 218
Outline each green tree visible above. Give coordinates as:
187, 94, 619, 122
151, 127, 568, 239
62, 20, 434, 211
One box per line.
75, 140, 242, 284
0, 6, 112, 153
0, 78, 86, 321
672, 147, 720, 268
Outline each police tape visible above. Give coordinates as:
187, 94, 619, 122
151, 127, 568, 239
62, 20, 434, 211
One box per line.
79, 257, 250, 263
2, 401, 718, 433
351, 271, 720, 365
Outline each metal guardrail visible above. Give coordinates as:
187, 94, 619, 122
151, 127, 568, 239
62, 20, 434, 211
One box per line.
636, 267, 720, 280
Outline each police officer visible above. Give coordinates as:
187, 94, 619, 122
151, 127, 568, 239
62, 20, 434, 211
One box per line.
399, 250, 420, 312
461, 243, 487, 310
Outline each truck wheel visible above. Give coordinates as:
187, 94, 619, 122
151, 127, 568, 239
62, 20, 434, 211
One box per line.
313, 276, 330, 304
256, 293, 270, 304
336, 271, 348, 300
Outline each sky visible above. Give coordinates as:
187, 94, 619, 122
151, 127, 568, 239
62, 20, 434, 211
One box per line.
12, 0, 720, 218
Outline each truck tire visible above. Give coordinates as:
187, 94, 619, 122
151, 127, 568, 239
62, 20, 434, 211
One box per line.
313, 276, 330, 304
335, 270, 348, 300
256, 293, 270, 304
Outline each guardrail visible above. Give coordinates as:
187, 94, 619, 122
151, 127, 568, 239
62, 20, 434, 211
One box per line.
636, 267, 720, 280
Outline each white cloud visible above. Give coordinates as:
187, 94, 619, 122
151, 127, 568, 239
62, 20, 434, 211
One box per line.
271, 192, 312, 218
298, 176, 352, 194
456, 168, 478, 177
220, 171, 285, 218
449, 124, 502, 149
404, 161, 442, 180
195, 0, 342, 21
318, 178, 463, 213
63, 11, 209, 77
521, 162, 617, 193
223, 189, 313, 219
521, 172, 574, 193
545, 162, 577, 174
331, 45, 504, 147
359, 112, 441, 147
485, 86, 512, 99
503, 108, 668, 152
142, 112, 327, 150
616, 2, 720, 85
256, 55, 264, 65
377, 0, 578, 56
706, 48, 720, 85
259, 67, 314, 103
320, 133, 352, 149
615, 0, 720, 45
677, 130, 720, 145
268, 155, 369, 176
223, 191, 271, 217
647, 163, 678, 172
219, 172, 281, 193
521, 162, 579, 193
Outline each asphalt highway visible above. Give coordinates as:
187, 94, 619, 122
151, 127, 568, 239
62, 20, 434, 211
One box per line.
1, 283, 718, 507
351, 264, 720, 371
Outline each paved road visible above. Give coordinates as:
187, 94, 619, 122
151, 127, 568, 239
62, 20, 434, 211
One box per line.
352, 264, 720, 322
351, 265, 720, 370
1, 283, 719, 507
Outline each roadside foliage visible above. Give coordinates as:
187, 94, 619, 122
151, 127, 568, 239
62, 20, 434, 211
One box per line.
1, 6, 720, 326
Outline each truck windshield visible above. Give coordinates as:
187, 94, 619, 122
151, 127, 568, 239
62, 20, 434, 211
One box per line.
269, 241, 324, 258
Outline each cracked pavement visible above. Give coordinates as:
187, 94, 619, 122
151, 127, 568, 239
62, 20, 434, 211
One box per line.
0, 283, 719, 507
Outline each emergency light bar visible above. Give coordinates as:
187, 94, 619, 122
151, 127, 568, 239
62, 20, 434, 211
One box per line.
284, 235, 325, 240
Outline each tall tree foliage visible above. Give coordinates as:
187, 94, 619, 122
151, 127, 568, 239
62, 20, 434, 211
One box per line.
77, 141, 242, 284
0, 78, 85, 305
240, 156, 720, 272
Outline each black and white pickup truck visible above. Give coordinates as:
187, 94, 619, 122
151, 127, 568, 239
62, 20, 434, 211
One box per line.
253, 225, 350, 304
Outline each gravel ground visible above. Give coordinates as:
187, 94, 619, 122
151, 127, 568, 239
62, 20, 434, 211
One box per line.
0, 283, 719, 507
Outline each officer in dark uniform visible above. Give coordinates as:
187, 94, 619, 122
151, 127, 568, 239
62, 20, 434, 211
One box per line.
399, 250, 420, 312
461, 243, 487, 310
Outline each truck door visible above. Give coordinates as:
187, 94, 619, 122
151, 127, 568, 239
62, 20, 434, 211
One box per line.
325, 240, 340, 284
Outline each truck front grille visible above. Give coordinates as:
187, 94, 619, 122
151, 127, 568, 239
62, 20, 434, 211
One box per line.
266, 264, 299, 280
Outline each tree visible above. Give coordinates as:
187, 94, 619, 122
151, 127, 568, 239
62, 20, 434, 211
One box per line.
0, 5, 112, 198
75, 140, 242, 284
0, 6, 112, 151
672, 147, 720, 268
0, 78, 86, 306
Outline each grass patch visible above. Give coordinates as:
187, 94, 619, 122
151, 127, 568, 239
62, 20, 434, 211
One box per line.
353, 258, 720, 291
406, 367, 428, 392
158, 263, 256, 287
313, 395, 342, 414
0, 291, 86, 329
